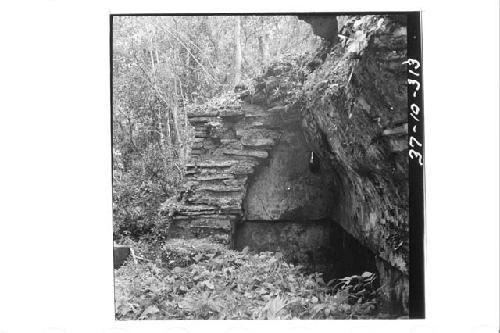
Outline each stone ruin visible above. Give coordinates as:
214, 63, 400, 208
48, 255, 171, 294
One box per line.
161, 14, 413, 314
167, 98, 337, 246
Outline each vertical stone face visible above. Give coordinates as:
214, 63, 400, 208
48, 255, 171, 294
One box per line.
234, 219, 378, 283
113, 245, 131, 269
376, 257, 409, 314
299, 15, 410, 312
169, 101, 290, 243
243, 115, 336, 221
298, 15, 339, 44
174, 100, 338, 242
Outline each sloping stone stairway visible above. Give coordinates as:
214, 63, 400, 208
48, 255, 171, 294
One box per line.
167, 102, 293, 243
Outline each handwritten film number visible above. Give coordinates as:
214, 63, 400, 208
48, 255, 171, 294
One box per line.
403, 59, 424, 166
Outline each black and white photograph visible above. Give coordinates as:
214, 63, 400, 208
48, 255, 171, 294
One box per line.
1, 1, 498, 332
112, 13, 424, 320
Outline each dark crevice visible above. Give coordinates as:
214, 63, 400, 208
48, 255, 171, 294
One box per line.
233, 218, 378, 283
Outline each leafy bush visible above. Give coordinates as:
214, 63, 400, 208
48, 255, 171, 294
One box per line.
249, 52, 317, 109
115, 238, 386, 320
113, 143, 181, 241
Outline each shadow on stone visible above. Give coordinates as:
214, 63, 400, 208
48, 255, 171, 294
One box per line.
113, 245, 131, 269
233, 218, 377, 282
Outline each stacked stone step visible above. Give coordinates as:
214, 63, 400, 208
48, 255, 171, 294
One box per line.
169, 102, 290, 244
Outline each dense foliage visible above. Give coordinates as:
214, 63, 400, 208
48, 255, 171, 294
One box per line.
112, 17, 411, 320
115, 239, 391, 320
112, 16, 320, 240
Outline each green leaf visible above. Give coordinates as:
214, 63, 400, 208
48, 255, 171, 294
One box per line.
142, 305, 159, 315
202, 280, 214, 289
361, 271, 373, 278
312, 303, 325, 314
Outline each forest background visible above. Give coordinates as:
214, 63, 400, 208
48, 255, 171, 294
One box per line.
112, 16, 320, 240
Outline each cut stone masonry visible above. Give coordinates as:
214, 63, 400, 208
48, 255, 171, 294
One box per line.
168, 102, 291, 244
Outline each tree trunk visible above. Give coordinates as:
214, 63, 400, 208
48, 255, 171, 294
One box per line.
203, 16, 219, 62
171, 80, 181, 147
149, 44, 155, 74
258, 17, 269, 69
258, 34, 269, 68
233, 16, 242, 86
155, 47, 160, 67
177, 79, 190, 165
158, 107, 172, 165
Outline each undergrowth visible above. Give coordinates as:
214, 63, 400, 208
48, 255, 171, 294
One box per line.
115, 238, 392, 320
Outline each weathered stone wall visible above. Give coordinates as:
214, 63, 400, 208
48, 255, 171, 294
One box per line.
298, 15, 339, 44
170, 100, 338, 244
169, 102, 292, 243
234, 219, 377, 282
243, 114, 335, 221
299, 15, 410, 312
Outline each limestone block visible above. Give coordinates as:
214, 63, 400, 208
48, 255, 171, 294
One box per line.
190, 174, 234, 181
241, 136, 274, 147
194, 130, 208, 138
190, 149, 203, 156
178, 210, 217, 216
187, 194, 241, 207
267, 104, 288, 113
186, 159, 236, 168
183, 180, 201, 188
113, 245, 131, 269
219, 107, 244, 117
244, 120, 265, 128
190, 217, 232, 230
192, 142, 204, 149
382, 123, 408, 136
177, 204, 218, 213
220, 139, 240, 144
220, 141, 243, 150
388, 138, 408, 152
237, 128, 275, 138
222, 177, 247, 187
197, 184, 243, 192
187, 109, 219, 117
189, 116, 220, 124
228, 161, 256, 175
221, 149, 269, 159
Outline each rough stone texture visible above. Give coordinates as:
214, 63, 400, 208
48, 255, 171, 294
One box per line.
243, 117, 336, 221
299, 15, 409, 311
234, 219, 377, 282
376, 257, 409, 314
171, 100, 337, 246
168, 102, 290, 243
114, 245, 131, 269
298, 15, 339, 44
